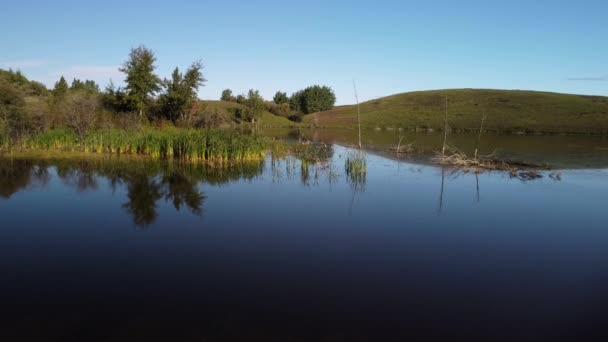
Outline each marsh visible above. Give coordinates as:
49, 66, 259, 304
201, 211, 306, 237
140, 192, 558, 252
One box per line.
1, 133, 608, 341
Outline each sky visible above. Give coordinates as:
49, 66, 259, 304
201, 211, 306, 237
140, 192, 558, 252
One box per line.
1, 0, 607, 105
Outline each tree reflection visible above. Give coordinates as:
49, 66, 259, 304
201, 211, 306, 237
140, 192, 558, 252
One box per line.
122, 176, 163, 227
0, 160, 49, 198
162, 172, 205, 215
0, 158, 264, 228
56, 163, 98, 192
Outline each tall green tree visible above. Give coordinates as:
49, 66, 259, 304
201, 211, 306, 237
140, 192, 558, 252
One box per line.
289, 90, 304, 112
0, 79, 26, 140
289, 86, 336, 114
119, 45, 161, 116
238, 89, 264, 123
273, 91, 288, 104
70, 79, 99, 93
52, 76, 69, 100
158, 61, 206, 122
301, 85, 336, 114
221, 89, 234, 102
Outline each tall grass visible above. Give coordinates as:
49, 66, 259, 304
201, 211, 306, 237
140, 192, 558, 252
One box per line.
22, 128, 265, 163
345, 150, 367, 190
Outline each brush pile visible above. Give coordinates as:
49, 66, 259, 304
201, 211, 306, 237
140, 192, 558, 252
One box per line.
434, 147, 550, 181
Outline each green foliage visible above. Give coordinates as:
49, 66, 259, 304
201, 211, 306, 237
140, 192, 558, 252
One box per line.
52, 76, 69, 100
289, 90, 304, 112
197, 100, 294, 127
158, 61, 206, 122
345, 151, 367, 190
70, 78, 100, 93
0, 79, 27, 140
119, 45, 161, 116
29, 81, 48, 96
102, 81, 134, 113
24, 128, 266, 162
59, 91, 101, 140
0, 117, 8, 148
0, 69, 28, 86
273, 91, 288, 104
221, 89, 235, 102
267, 102, 291, 118
236, 89, 265, 123
289, 86, 336, 114
236, 94, 246, 105
0, 69, 48, 97
28, 128, 78, 149
291, 85, 336, 114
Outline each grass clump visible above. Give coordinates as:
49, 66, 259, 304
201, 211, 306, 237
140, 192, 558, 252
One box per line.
345, 151, 367, 175
15, 128, 265, 163
345, 150, 367, 191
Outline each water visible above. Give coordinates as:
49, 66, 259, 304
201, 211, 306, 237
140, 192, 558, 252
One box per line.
1, 142, 608, 341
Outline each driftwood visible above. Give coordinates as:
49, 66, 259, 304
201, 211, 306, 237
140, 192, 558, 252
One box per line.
389, 143, 414, 154
433, 147, 551, 181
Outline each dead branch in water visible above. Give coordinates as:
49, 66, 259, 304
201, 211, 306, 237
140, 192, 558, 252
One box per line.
474, 111, 487, 160
433, 147, 550, 181
442, 97, 448, 155
389, 143, 415, 154
390, 136, 414, 154
353, 80, 362, 150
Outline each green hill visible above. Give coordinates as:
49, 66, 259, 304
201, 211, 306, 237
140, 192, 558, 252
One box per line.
201, 100, 295, 127
303, 89, 608, 134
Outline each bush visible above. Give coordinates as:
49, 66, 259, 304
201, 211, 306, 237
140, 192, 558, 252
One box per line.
290, 85, 335, 114
60, 91, 101, 141
237, 90, 264, 123
221, 89, 236, 102
273, 91, 288, 104
266, 102, 291, 117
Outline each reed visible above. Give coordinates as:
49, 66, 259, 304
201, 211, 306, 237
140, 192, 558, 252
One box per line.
345, 149, 366, 176
21, 128, 266, 163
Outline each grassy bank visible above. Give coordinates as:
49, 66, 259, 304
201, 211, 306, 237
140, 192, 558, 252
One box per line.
303, 89, 608, 134
201, 100, 297, 127
2, 128, 266, 163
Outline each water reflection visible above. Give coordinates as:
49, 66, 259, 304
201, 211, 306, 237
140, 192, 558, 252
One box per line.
0, 158, 264, 227
1, 145, 566, 226
2, 141, 608, 342
0, 160, 50, 198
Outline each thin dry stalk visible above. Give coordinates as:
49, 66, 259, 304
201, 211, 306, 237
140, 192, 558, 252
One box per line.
442, 97, 448, 155
474, 112, 487, 160
353, 80, 362, 150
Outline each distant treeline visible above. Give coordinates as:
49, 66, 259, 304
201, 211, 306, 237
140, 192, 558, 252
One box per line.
221, 85, 336, 122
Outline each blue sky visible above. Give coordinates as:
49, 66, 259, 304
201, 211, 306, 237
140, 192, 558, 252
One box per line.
1, 0, 607, 104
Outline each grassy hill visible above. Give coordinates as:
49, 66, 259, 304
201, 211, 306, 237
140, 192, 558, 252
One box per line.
303, 89, 608, 134
201, 100, 295, 127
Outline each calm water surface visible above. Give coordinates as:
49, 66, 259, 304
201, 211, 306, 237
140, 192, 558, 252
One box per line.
1, 141, 608, 341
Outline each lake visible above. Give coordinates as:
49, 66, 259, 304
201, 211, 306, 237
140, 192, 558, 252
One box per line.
2, 131, 608, 341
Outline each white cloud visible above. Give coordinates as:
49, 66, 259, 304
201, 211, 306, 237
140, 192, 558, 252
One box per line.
44, 65, 122, 87
567, 76, 608, 82
0, 59, 48, 69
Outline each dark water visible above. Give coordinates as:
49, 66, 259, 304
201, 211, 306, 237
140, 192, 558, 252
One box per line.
1, 144, 608, 341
